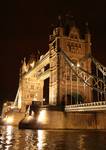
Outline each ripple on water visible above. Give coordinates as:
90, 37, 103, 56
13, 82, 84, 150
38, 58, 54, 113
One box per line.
0, 126, 106, 150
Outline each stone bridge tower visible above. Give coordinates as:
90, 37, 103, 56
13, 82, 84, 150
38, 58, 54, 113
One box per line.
49, 17, 92, 105
19, 16, 92, 110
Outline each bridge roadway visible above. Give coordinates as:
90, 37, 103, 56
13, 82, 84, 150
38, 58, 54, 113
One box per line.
65, 101, 106, 112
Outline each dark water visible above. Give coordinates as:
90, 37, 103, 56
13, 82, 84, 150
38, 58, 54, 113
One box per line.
0, 126, 106, 150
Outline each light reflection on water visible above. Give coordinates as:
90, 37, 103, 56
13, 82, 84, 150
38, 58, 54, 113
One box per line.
0, 126, 106, 150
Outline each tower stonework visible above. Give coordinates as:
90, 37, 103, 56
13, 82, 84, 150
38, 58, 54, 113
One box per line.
20, 18, 92, 109
49, 23, 92, 105
20, 52, 50, 110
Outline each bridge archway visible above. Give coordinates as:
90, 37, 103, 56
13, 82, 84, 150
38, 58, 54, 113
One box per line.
62, 93, 84, 105
43, 77, 49, 105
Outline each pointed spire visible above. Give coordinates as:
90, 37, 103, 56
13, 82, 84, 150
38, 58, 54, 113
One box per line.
22, 57, 28, 74
58, 15, 63, 27
85, 22, 90, 34
85, 22, 91, 51
65, 13, 75, 27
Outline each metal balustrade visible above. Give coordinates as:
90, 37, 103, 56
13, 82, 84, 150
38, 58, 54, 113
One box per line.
65, 101, 106, 112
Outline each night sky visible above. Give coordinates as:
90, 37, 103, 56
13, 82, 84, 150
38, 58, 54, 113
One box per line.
0, 0, 106, 106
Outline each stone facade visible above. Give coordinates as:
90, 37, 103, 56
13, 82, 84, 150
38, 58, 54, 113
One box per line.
20, 20, 92, 109
49, 25, 92, 105
20, 52, 50, 110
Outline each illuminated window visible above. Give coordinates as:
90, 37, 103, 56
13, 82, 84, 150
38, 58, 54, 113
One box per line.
31, 85, 34, 89
30, 94, 34, 98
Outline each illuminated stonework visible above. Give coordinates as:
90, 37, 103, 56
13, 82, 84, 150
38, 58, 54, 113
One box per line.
20, 20, 92, 109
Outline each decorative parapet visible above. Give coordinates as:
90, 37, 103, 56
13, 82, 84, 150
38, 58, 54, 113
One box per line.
65, 101, 106, 112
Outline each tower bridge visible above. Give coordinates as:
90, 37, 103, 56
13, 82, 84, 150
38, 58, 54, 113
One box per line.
7, 17, 106, 113
2, 16, 106, 129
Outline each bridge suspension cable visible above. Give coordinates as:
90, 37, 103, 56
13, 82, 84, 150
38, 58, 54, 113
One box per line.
13, 86, 22, 109
61, 50, 106, 96
91, 56, 106, 76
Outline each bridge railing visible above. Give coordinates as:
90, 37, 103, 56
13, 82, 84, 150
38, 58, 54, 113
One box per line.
66, 101, 106, 108
65, 101, 106, 112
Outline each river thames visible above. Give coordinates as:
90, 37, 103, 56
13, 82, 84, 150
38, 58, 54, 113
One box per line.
0, 126, 106, 150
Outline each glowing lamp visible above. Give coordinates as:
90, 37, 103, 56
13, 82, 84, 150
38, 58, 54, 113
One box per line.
77, 63, 80, 67
6, 117, 14, 124
37, 110, 47, 124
